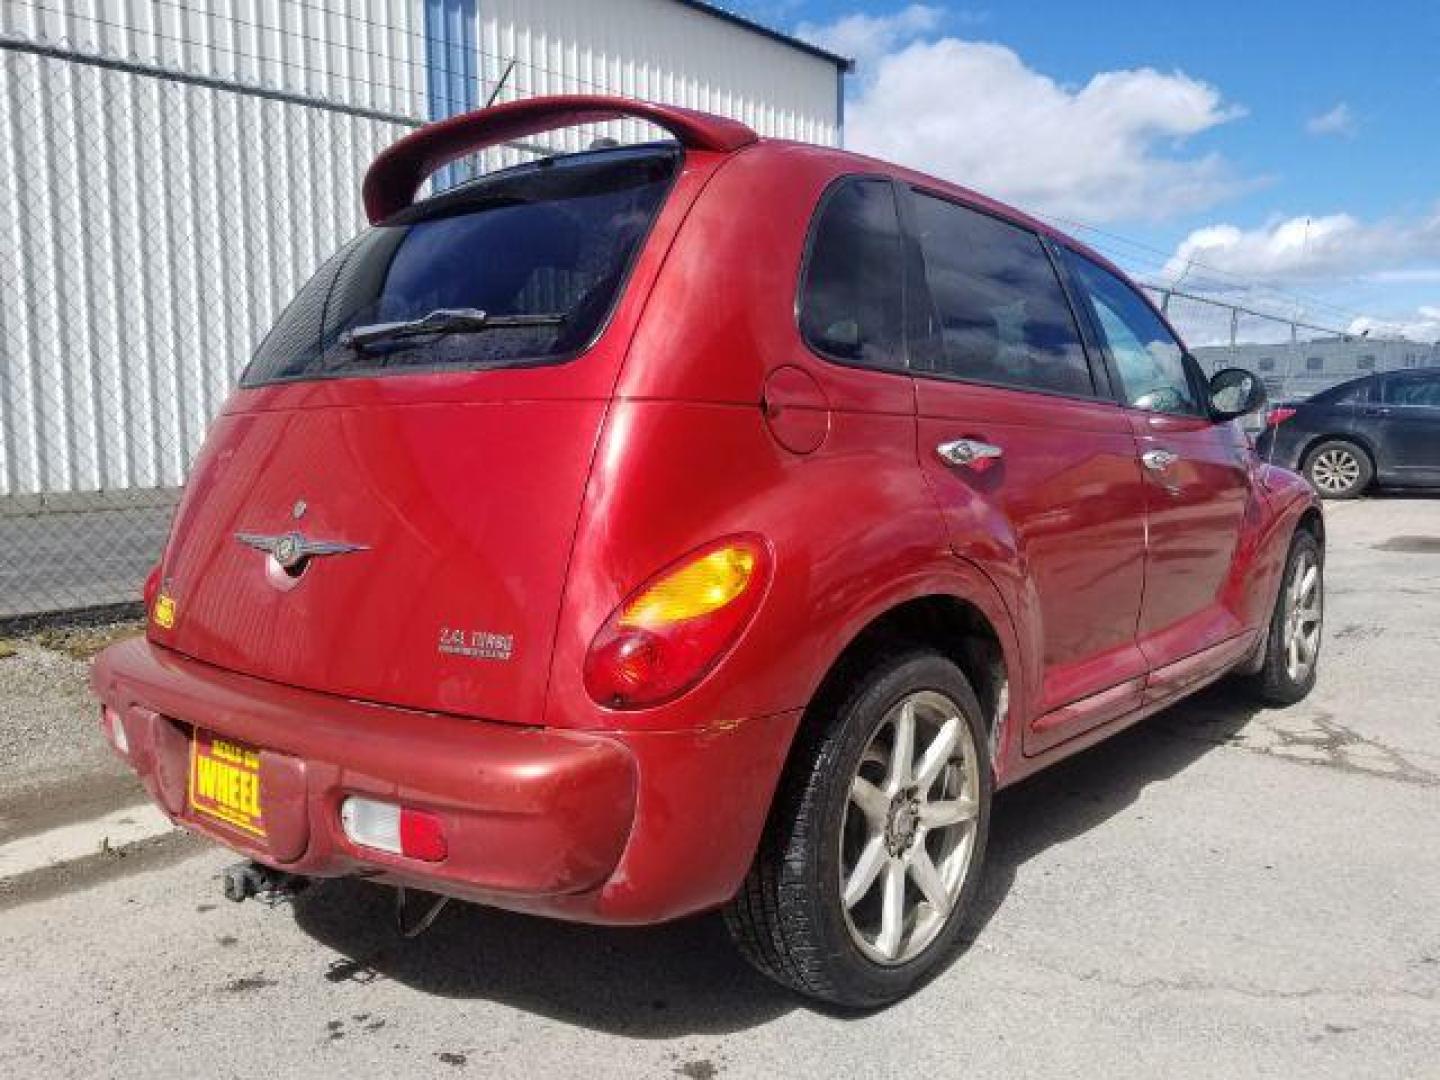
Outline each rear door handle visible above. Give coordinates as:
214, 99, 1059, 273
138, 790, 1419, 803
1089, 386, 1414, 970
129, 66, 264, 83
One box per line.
1142, 449, 1179, 473
936, 439, 1003, 469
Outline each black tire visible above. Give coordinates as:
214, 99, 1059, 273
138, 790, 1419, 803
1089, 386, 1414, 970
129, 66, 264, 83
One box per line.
724, 651, 992, 1008
1302, 439, 1372, 499
1247, 528, 1323, 705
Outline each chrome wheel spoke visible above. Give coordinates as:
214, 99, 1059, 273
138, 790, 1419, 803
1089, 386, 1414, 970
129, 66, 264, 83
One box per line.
844, 835, 887, 910
887, 701, 916, 792
850, 776, 889, 829
1299, 565, 1318, 605
907, 848, 951, 916
875, 859, 907, 960
918, 795, 976, 829
914, 716, 960, 792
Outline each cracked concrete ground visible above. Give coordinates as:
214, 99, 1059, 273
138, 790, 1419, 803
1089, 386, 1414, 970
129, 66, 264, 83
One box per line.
2, 497, 1438, 1078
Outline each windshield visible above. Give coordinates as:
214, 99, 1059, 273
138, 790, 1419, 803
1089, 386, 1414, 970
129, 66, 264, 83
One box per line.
242, 145, 680, 386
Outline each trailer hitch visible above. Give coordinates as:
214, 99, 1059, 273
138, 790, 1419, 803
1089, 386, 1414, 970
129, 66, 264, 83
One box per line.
221, 860, 309, 904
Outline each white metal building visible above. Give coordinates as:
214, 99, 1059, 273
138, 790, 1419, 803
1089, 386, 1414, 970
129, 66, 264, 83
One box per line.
0, 0, 848, 499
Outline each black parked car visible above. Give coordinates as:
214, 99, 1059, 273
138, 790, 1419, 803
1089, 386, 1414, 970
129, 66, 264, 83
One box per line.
1256, 368, 1440, 498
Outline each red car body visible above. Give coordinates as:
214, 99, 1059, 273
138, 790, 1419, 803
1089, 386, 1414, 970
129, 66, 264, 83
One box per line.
92, 96, 1322, 928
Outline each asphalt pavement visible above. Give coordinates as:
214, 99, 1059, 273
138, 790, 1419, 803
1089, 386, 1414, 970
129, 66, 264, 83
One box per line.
1, 497, 1438, 1079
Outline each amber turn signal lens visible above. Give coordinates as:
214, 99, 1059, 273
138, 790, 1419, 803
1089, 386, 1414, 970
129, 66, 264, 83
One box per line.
585, 536, 771, 709
619, 546, 757, 627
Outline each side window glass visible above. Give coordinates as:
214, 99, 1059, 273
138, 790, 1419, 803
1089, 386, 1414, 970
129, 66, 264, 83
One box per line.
1065, 251, 1201, 416
799, 179, 906, 369
1384, 377, 1440, 407
910, 192, 1094, 397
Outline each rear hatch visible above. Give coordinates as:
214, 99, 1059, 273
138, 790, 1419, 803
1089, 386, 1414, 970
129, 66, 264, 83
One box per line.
154, 146, 682, 723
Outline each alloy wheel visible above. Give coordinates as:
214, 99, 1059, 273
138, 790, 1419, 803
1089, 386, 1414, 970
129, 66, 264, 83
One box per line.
1283, 548, 1323, 682
1310, 449, 1361, 494
839, 690, 981, 965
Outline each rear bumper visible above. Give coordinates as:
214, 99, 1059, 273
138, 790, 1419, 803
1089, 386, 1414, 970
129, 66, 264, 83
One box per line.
92, 638, 800, 923
1254, 426, 1305, 471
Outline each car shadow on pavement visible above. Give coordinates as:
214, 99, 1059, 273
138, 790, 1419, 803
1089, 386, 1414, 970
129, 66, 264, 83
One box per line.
292, 683, 1263, 1036
955, 683, 1264, 953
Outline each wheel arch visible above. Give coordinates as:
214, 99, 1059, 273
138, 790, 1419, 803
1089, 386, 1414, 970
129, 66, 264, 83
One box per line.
792, 576, 1024, 784
1296, 504, 1325, 549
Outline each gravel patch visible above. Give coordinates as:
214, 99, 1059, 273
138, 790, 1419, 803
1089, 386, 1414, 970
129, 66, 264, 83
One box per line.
0, 620, 145, 841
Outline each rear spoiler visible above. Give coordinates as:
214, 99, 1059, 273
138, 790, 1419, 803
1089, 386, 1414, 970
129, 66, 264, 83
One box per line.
362, 94, 759, 223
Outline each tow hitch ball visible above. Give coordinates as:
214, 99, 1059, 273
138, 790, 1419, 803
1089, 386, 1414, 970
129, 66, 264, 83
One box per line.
221, 860, 308, 903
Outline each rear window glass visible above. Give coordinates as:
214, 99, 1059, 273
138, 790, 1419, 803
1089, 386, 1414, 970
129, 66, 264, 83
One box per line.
243, 146, 679, 386
910, 192, 1094, 397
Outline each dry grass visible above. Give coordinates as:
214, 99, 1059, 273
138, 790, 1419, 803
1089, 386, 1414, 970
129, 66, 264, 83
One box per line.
28, 621, 144, 661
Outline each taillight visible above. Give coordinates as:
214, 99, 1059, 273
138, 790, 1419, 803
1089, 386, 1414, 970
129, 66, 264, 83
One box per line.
339, 797, 447, 863
1266, 407, 1297, 427
584, 535, 771, 709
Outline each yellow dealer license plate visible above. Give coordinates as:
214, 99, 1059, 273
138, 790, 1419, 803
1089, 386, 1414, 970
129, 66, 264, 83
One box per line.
189, 730, 266, 837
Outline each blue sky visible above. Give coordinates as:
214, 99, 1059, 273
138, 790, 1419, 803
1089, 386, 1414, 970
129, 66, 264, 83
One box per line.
729, 1, 1440, 340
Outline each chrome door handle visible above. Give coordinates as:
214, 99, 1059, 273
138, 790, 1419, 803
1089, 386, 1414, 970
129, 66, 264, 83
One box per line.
936, 439, 1003, 468
1142, 449, 1179, 472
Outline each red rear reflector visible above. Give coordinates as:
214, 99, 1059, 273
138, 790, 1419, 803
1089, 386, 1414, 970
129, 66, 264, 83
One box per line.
399, 807, 448, 863
1266, 407, 1297, 427
102, 705, 129, 755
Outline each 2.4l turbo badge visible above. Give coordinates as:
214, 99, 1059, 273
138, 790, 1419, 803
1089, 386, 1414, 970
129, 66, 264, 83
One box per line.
438, 626, 515, 662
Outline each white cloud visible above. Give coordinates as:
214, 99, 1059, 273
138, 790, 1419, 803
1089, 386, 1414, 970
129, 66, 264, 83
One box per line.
1306, 102, 1357, 138
1152, 213, 1440, 343
796, 4, 944, 68
802, 11, 1248, 223
1348, 306, 1440, 343
1161, 211, 1440, 287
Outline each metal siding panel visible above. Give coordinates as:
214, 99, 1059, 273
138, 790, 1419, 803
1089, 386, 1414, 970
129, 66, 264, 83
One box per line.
0, 0, 837, 496
0, 40, 417, 495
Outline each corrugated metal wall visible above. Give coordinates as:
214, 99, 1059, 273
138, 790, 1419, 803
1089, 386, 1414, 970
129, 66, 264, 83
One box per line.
473, 0, 840, 172
0, 0, 426, 496
0, 0, 841, 498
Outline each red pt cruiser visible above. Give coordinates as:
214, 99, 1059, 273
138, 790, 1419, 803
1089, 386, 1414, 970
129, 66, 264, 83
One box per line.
93, 96, 1324, 1007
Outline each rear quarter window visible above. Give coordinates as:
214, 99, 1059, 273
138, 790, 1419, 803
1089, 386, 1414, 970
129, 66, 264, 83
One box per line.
797, 178, 907, 370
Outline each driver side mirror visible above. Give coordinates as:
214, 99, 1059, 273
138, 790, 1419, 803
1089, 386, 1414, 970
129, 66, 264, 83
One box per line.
1208, 367, 1267, 421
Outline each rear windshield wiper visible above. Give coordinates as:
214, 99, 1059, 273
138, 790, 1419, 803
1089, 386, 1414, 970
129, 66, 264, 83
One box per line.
340, 308, 565, 349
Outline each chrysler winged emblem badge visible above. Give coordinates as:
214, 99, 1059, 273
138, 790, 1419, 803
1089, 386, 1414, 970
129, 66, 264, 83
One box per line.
235, 530, 367, 570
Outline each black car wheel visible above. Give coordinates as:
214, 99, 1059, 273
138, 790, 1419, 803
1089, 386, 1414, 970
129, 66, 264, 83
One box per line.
724, 651, 992, 1008
1303, 439, 1372, 499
